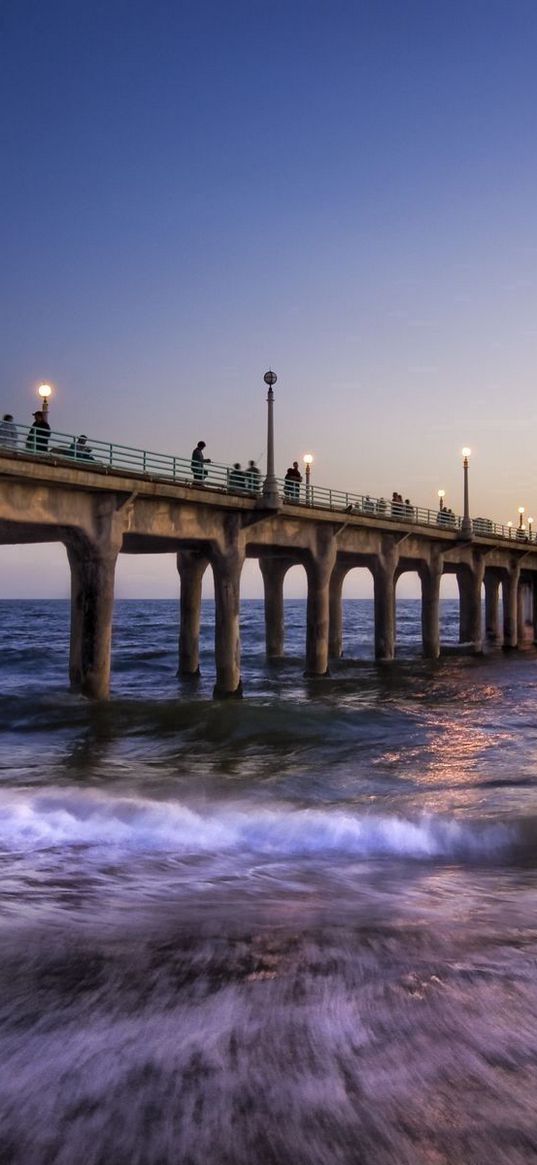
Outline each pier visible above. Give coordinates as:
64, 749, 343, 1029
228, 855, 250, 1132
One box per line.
0, 426, 536, 699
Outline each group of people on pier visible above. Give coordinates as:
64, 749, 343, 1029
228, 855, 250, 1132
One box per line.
0, 410, 94, 461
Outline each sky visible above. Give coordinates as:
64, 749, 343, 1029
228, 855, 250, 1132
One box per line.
1, 0, 537, 597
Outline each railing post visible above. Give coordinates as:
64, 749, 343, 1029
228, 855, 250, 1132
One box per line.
109, 443, 113, 467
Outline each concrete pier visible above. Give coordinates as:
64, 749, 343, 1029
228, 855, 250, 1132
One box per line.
211, 527, 244, 698
484, 572, 501, 643
420, 560, 442, 659
502, 568, 520, 648
259, 556, 295, 659
374, 548, 397, 660
304, 536, 336, 676
2, 448, 537, 699
177, 550, 208, 676
328, 562, 349, 659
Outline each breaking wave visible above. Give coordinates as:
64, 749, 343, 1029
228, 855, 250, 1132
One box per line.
0, 786, 513, 861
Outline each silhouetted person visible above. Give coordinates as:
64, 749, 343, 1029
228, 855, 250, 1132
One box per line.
391, 491, 403, 518
246, 460, 261, 492
191, 440, 210, 482
229, 462, 246, 490
68, 434, 95, 462
363, 495, 374, 512
284, 461, 302, 501
26, 410, 50, 453
0, 414, 17, 449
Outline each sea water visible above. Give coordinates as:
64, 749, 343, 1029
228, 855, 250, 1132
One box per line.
1, 599, 537, 1165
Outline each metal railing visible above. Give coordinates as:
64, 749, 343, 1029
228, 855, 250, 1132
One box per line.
0, 421, 530, 545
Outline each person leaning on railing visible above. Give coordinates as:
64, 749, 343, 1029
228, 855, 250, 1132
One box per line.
25, 409, 50, 453
191, 440, 211, 482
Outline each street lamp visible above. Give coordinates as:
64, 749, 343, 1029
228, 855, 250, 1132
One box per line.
437, 489, 445, 511
518, 506, 525, 530
38, 383, 52, 417
460, 447, 472, 538
303, 453, 313, 505
262, 370, 279, 507
529, 517, 534, 541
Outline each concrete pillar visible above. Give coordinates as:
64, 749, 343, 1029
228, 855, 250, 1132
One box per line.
67, 543, 118, 699
533, 580, 537, 645
517, 581, 532, 644
177, 550, 208, 676
374, 559, 396, 660
457, 565, 483, 649
211, 544, 244, 698
305, 538, 337, 676
259, 556, 294, 659
328, 562, 349, 658
484, 573, 501, 643
420, 562, 442, 659
502, 569, 519, 648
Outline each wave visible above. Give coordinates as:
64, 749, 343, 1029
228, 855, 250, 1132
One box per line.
0, 787, 514, 862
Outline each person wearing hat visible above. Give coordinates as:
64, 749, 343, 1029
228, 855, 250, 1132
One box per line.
25, 409, 51, 453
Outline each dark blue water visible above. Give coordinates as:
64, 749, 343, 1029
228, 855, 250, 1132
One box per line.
1, 600, 537, 1165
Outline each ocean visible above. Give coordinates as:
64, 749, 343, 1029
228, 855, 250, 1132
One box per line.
1, 598, 537, 1165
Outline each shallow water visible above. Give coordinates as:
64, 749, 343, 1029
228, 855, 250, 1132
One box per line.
1, 600, 537, 1164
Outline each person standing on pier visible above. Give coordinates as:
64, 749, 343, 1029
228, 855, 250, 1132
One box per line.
246, 460, 261, 492
284, 461, 302, 501
191, 440, 211, 482
26, 410, 50, 453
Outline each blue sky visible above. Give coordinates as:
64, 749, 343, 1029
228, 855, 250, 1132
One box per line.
1, 0, 536, 596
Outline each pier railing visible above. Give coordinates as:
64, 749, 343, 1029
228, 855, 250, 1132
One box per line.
0, 422, 528, 544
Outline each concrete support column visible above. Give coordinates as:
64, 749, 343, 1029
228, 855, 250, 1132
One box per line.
177, 550, 208, 676
211, 542, 244, 698
259, 556, 294, 659
457, 565, 484, 650
502, 569, 519, 648
374, 558, 396, 660
517, 581, 532, 644
420, 562, 442, 659
328, 562, 349, 659
67, 543, 118, 699
533, 580, 537, 645
305, 538, 337, 676
484, 573, 501, 643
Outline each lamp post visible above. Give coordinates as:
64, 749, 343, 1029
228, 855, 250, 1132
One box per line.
38, 383, 52, 418
518, 506, 525, 530
262, 370, 279, 507
460, 447, 472, 537
437, 489, 445, 511
303, 453, 313, 505
529, 517, 534, 541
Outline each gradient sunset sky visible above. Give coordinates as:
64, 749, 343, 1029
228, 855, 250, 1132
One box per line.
2, 0, 536, 597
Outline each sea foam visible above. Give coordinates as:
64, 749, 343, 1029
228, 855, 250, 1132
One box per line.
0, 787, 513, 861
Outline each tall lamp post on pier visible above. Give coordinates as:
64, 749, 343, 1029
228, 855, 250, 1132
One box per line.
38, 383, 52, 418
518, 506, 525, 530
303, 453, 313, 505
437, 489, 445, 511
262, 370, 280, 508
460, 447, 472, 538
529, 517, 534, 541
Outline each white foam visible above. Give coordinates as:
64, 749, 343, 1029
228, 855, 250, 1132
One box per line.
0, 787, 512, 860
